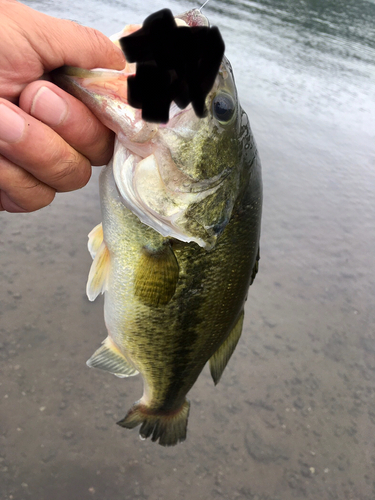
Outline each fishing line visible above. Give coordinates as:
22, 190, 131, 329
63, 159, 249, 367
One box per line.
199, 0, 211, 12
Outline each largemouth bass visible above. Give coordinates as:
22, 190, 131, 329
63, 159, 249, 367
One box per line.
54, 9, 262, 446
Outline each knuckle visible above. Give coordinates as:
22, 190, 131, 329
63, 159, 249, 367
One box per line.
76, 24, 107, 56
52, 149, 91, 191
75, 115, 101, 150
25, 188, 56, 212
90, 133, 115, 166
87, 27, 109, 53
72, 113, 114, 166
0, 154, 57, 212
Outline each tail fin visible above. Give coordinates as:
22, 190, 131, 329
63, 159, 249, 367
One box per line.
117, 399, 190, 446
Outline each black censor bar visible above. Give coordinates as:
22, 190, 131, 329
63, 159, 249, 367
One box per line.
119, 9, 225, 123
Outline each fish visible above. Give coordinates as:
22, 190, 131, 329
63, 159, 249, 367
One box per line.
53, 9, 262, 446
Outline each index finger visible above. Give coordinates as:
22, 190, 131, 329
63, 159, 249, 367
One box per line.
5, 1, 126, 71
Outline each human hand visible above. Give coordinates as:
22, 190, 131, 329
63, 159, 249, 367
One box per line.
0, 0, 125, 212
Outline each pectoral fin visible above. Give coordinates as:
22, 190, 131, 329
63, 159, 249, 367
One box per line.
134, 243, 179, 307
88, 223, 103, 259
209, 312, 244, 385
86, 241, 110, 301
87, 337, 138, 378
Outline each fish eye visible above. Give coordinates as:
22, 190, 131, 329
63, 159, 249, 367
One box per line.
212, 93, 235, 123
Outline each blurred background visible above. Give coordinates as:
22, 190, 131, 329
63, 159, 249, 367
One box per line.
1, 0, 374, 498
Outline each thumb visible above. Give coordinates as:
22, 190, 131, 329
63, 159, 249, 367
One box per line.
9, 0, 126, 71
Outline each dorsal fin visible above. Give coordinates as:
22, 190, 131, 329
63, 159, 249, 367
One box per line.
209, 312, 244, 385
86, 241, 110, 302
87, 337, 138, 378
134, 243, 179, 307
88, 223, 104, 259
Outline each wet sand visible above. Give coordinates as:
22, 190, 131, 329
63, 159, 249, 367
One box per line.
1, 0, 375, 498
1, 103, 374, 499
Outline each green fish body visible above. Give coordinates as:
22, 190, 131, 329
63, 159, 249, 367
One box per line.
55, 10, 262, 446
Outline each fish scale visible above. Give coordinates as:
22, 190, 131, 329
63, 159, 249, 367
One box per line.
54, 8, 262, 446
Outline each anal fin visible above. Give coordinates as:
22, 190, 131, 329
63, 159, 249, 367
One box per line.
87, 337, 138, 378
86, 241, 110, 302
88, 223, 103, 259
134, 243, 179, 307
209, 312, 244, 385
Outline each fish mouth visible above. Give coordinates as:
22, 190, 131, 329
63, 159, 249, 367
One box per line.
54, 9, 229, 248
52, 9, 210, 142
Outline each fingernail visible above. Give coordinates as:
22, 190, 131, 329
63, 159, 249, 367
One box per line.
31, 86, 68, 127
0, 104, 26, 143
